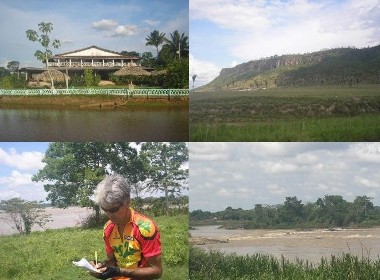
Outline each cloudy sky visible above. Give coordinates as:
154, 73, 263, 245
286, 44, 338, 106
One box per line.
189, 0, 380, 87
189, 142, 380, 212
0, 0, 188, 68
0, 142, 49, 201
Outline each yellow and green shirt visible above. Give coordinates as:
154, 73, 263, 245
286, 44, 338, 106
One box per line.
103, 208, 161, 279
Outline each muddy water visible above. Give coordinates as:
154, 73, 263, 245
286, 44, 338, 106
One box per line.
0, 107, 188, 141
190, 225, 380, 263
0, 207, 93, 235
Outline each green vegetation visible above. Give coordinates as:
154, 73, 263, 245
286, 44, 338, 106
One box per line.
190, 246, 380, 280
198, 45, 380, 91
190, 195, 380, 229
190, 85, 380, 141
0, 198, 51, 235
0, 214, 188, 280
32, 142, 188, 223
0, 94, 189, 110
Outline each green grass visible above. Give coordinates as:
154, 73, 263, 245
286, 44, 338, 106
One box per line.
190, 114, 380, 141
190, 85, 380, 141
190, 246, 380, 280
0, 214, 188, 280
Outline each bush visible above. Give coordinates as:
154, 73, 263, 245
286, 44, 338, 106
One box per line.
164, 59, 189, 89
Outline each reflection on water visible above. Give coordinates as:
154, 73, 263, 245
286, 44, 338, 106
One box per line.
191, 225, 380, 263
0, 107, 188, 141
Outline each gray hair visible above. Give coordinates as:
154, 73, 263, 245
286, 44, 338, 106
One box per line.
93, 174, 131, 209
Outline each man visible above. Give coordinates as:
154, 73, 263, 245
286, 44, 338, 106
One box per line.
90, 174, 162, 279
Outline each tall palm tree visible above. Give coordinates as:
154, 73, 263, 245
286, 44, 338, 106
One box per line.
145, 30, 166, 57
163, 30, 189, 59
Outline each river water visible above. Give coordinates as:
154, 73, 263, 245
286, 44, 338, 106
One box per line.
190, 225, 380, 263
0, 107, 188, 141
0, 207, 93, 235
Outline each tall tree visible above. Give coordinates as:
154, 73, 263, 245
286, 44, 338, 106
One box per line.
140, 142, 188, 214
26, 22, 61, 88
141, 52, 155, 68
7, 61, 20, 73
32, 142, 144, 222
145, 30, 166, 57
0, 198, 51, 235
161, 30, 189, 60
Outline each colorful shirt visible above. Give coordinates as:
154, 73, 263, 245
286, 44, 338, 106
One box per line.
103, 208, 161, 279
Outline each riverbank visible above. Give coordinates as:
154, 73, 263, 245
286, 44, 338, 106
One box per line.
0, 207, 93, 235
190, 246, 380, 280
0, 95, 188, 110
190, 225, 380, 264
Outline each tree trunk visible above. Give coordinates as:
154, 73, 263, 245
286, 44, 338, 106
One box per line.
164, 184, 169, 215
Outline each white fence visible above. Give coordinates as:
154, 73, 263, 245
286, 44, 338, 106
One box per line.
0, 88, 189, 98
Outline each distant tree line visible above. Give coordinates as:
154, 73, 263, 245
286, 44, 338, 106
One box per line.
190, 195, 380, 229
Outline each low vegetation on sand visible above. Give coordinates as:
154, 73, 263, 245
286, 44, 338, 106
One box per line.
190, 85, 380, 141
0, 214, 188, 280
190, 246, 380, 280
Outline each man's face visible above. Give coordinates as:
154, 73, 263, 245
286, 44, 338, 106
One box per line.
102, 201, 129, 224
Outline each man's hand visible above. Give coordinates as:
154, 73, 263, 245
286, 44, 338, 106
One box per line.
93, 266, 121, 279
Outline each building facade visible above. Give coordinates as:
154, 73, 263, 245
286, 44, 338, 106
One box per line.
21, 45, 142, 81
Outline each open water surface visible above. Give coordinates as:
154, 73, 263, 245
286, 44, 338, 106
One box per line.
191, 225, 380, 263
0, 107, 188, 141
0, 207, 93, 235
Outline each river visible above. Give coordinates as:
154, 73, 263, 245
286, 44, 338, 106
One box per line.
0, 107, 188, 141
190, 225, 380, 263
0, 207, 93, 235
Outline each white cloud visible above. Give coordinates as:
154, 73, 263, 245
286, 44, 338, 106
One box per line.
355, 176, 380, 189
92, 19, 118, 31
191, 0, 379, 64
350, 143, 380, 163
0, 148, 44, 170
230, 60, 238, 67
0, 190, 21, 200
217, 187, 230, 197
0, 170, 34, 187
189, 54, 221, 87
267, 184, 286, 195
143, 19, 160, 26
260, 161, 298, 173
112, 25, 140, 37
316, 183, 330, 191
190, 142, 230, 161
295, 153, 319, 164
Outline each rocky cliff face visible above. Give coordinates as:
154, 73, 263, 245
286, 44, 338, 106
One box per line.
195, 46, 380, 91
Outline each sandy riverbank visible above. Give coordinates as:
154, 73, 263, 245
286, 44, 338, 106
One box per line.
0, 207, 93, 235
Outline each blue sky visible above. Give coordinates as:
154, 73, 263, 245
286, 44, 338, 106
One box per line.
0, 142, 49, 201
190, 143, 380, 212
190, 0, 380, 87
0, 0, 188, 68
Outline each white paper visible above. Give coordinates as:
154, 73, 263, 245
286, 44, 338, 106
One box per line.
72, 258, 100, 273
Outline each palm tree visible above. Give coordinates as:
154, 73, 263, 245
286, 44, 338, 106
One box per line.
163, 30, 189, 59
145, 30, 166, 57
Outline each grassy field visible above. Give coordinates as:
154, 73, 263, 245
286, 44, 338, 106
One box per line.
0, 214, 188, 280
190, 246, 380, 280
190, 85, 380, 141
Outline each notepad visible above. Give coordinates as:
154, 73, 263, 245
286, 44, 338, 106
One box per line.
72, 258, 100, 273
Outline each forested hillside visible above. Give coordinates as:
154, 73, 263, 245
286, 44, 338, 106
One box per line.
197, 45, 380, 91
190, 195, 380, 229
